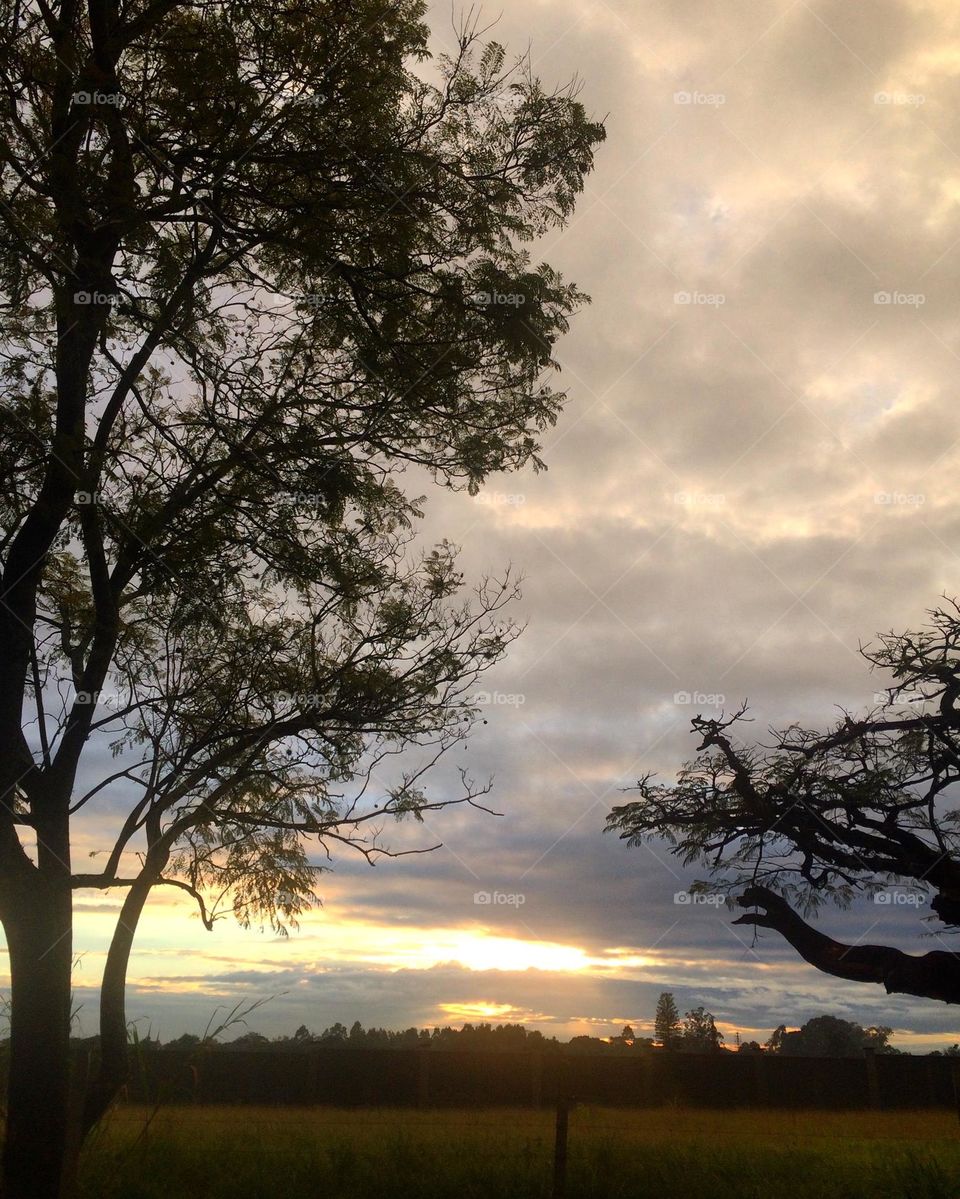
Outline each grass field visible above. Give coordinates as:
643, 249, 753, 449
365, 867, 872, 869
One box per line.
78, 1105, 960, 1198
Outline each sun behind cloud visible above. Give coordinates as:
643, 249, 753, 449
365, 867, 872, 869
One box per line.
437, 1001, 553, 1023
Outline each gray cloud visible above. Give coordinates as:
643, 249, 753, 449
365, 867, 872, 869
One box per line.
55, 0, 960, 1049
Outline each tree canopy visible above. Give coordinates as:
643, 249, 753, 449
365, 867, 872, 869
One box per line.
654, 991, 681, 1049
765, 1016, 897, 1058
0, 3, 604, 1195
608, 603, 960, 1006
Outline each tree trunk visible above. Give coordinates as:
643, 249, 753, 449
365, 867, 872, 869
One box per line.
82, 878, 154, 1136
1, 877, 75, 1199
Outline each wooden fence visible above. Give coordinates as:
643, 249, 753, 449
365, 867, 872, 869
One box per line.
114, 1046, 960, 1110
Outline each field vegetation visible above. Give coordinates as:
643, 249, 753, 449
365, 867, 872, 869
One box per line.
78, 1104, 960, 1199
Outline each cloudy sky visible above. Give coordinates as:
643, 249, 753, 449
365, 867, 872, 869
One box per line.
66, 0, 960, 1050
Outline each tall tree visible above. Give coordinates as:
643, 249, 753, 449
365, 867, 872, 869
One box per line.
607, 603, 960, 1010
0, 3, 604, 1195
654, 991, 681, 1049
680, 1006, 724, 1053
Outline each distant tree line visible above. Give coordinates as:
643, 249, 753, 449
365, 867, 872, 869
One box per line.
151, 1020, 659, 1055
58, 1001, 957, 1058
652, 992, 952, 1058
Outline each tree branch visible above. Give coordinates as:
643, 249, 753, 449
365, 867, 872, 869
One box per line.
734, 885, 960, 1004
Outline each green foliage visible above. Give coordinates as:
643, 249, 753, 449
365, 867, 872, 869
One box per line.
0, 1, 604, 932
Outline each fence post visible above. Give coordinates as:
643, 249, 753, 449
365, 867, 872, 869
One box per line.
552, 1096, 570, 1199
864, 1047, 881, 1110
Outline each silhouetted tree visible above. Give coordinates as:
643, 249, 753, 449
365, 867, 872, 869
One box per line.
161, 1033, 201, 1052
565, 1035, 609, 1054
769, 1015, 886, 1058
654, 991, 682, 1049
864, 1025, 900, 1054
229, 1031, 270, 1050
608, 604, 960, 1009
680, 1006, 724, 1053
766, 1025, 788, 1054
0, 4, 603, 1194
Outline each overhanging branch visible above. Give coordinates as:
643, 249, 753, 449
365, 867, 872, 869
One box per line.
734, 885, 960, 1004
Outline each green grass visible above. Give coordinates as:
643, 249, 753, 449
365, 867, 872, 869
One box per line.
78, 1104, 960, 1199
